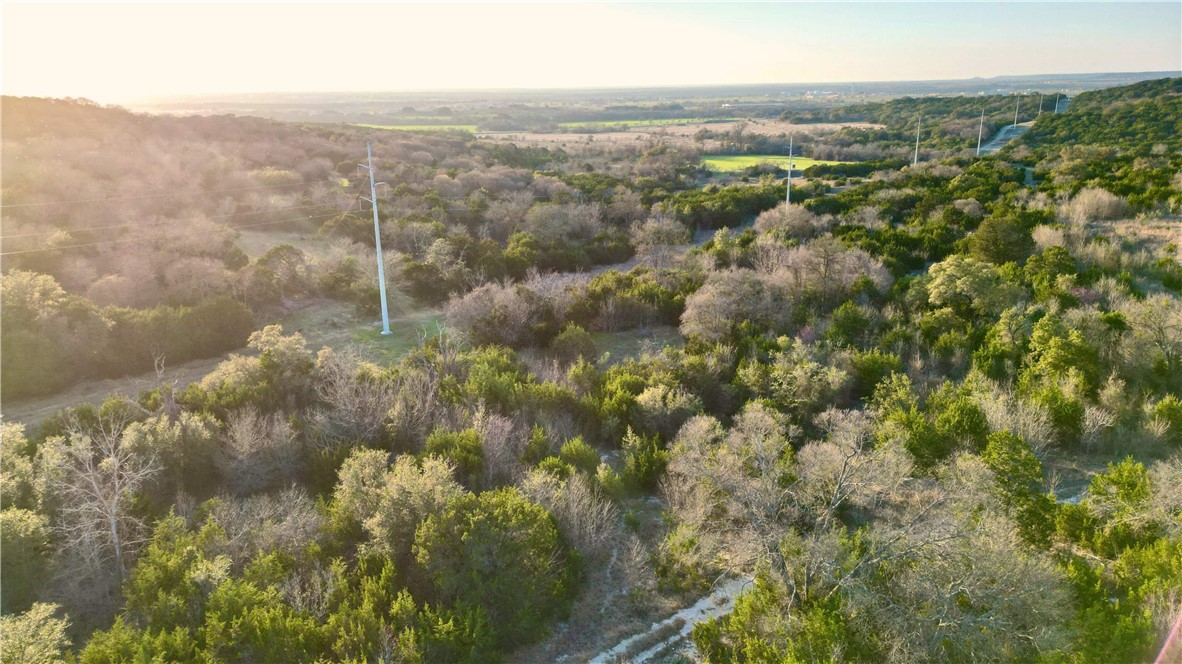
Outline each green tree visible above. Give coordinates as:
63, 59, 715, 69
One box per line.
424, 428, 484, 488
413, 487, 577, 648
981, 431, 1057, 546
1, 603, 72, 664
970, 214, 1034, 265
0, 509, 51, 613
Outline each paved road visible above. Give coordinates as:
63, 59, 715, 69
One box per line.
980, 95, 1070, 156
979, 121, 1033, 155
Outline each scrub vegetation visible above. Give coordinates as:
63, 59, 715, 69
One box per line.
2, 77, 1181, 662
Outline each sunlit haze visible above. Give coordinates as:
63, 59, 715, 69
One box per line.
3, 1, 1180, 103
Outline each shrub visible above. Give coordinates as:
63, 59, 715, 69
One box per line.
413, 488, 577, 648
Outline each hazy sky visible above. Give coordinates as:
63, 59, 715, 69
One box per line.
3, 2, 1179, 102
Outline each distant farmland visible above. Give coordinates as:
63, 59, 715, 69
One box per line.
702, 154, 848, 172
357, 123, 477, 132
558, 117, 737, 129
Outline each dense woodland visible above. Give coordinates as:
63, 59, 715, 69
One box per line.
2, 79, 1182, 662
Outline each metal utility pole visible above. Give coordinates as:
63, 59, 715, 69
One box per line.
785, 134, 793, 205
1013, 98, 1020, 127
1054, 93, 1061, 114
361, 142, 391, 335
976, 108, 985, 157
1038, 94, 1043, 117
913, 116, 922, 166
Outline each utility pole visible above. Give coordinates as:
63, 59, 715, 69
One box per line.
785, 134, 793, 205
976, 108, 985, 157
1013, 98, 1020, 127
1054, 92, 1061, 114
913, 116, 922, 166
1038, 93, 1043, 117
361, 142, 392, 335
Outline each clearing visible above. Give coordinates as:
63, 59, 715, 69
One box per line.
2, 299, 443, 426
236, 229, 335, 259
591, 326, 683, 364
702, 154, 847, 172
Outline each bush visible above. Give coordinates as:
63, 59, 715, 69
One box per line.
424, 428, 484, 488
549, 324, 596, 364
413, 488, 577, 648
1150, 395, 1182, 446
558, 437, 600, 474
621, 427, 668, 492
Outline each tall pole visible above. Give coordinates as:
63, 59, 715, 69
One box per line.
976, 108, 985, 157
1054, 92, 1061, 114
1037, 93, 1043, 117
1013, 98, 1020, 127
785, 134, 793, 205
364, 142, 392, 335
913, 115, 922, 166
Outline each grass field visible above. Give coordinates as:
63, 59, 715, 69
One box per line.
591, 325, 683, 364
558, 118, 737, 129
702, 155, 847, 172
357, 123, 477, 132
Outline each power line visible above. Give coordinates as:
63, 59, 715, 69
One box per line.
0, 211, 347, 256
0, 201, 341, 239
0, 178, 345, 209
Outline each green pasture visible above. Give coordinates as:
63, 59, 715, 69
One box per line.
558, 118, 737, 129
702, 155, 848, 172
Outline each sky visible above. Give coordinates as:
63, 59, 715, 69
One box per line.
2, 1, 1179, 103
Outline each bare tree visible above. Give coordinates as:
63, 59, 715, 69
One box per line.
45, 411, 161, 582
754, 203, 830, 240
218, 407, 301, 496
309, 349, 396, 450
473, 405, 525, 486
205, 486, 324, 566
630, 212, 691, 269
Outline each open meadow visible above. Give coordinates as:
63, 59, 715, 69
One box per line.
702, 154, 847, 171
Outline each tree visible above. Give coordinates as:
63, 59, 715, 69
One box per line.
121, 412, 219, 499
44, 413, 161, 582
1, 423, 40, 512
413, 487, 576, 648
981, 430, 1057, 545
333, 449, 462, 563
970, 214, 1034, 264
1, 509, 51, 613
424, 428, 484, 488
308, 349, 396, 450
218, 407, 302, 496
927, 254, 1025, 317
630, 212, 690, 268
754, 203, 828, 240
0, 603, 71, 664
633, 383, 703, 440
621, 426, 669, 492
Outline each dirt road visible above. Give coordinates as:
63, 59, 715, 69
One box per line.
589, 577, 751, 664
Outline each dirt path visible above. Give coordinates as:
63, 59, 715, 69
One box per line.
2, 355, 231, 426
588, 577, 751, 664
